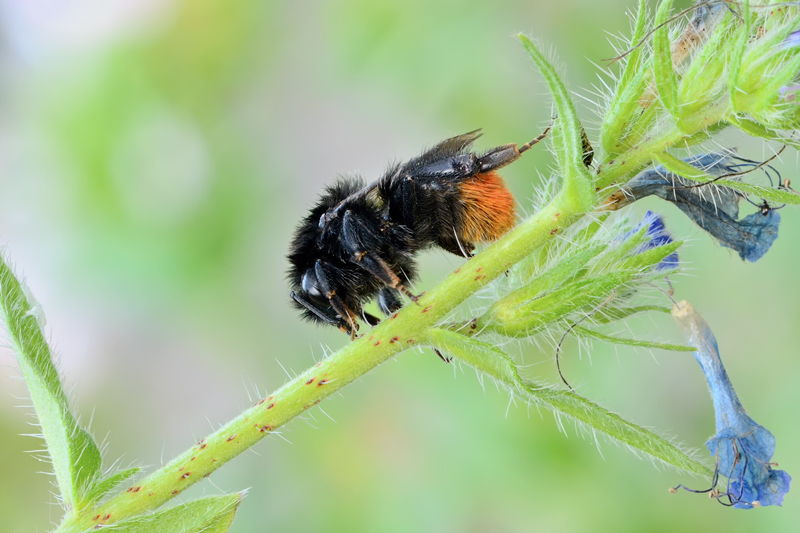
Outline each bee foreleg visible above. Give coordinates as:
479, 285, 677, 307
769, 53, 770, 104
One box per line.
327, 295, 359, 340
314, 260, 360, 339
290, 291, 341, 326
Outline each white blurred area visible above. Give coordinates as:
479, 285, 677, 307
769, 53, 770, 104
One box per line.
0, 0, 172, 62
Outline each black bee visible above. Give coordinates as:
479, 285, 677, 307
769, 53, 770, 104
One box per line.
287, 127, 549, 338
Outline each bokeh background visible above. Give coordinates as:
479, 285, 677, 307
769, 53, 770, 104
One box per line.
1, 0, 798, 531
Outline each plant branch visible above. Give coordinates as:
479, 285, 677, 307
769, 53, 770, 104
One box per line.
57, 189, 585, 531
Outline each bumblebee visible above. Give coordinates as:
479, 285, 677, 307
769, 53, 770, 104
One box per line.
287, 127, 549, 338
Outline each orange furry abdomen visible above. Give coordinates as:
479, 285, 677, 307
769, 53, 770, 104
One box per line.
457, 171, 517, 243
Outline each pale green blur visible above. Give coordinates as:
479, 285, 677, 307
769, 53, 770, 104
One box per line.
0, 0, 798, 531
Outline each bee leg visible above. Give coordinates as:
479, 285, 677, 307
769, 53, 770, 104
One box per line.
314, 260, 360, 339
433, 348, 452, 364
357, 252, 419, 303
290, 291, 341, 327
328, 295, 359, 340
363, 312, 382, 326
439, 236, 475, 258
378, 287, 403, 315
340, 211, 419, 302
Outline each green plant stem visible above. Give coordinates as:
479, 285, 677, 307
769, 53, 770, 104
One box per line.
57, 188, 591, 531
594, 99, 731, 191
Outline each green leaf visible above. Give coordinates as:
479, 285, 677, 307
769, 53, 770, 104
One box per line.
573, 326, 696, 352
0, 255, 102, 508
677, 9, 734, 116
84, 467, 142, 504
505, 244, 605, 308
728, 0, 751, 112
592, 305, 671, 324
655, 152, 800, 205
518, 34, 594, 211
601, 0, 649, 159
728, 115, 800, 150
653, 0, 679, 123
424, 329, 712, 477
619, 0, 649, 90
102, 494, 243, 533
601, 68, 649, 159
620, 240, 681, 271
748, 51, 800, 117
487, 272, 635, 337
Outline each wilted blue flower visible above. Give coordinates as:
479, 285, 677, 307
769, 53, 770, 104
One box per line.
611, 152, 781, 262
672, 301, 791, 509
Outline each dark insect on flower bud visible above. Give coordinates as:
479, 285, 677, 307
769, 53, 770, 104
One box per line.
287, 127, 549, 338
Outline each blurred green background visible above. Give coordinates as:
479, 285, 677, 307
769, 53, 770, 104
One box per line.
0, 0, 797, 531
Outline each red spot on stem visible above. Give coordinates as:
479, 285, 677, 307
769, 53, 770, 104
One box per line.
305, 377, 315, 385
227, 434, 237, 442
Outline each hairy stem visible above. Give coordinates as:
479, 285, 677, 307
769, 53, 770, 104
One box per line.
58, 189, 589, 531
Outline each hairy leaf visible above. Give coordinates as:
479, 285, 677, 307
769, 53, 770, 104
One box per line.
574, 326, 695, 352
102, 494, 243, 533
0, 256, 102, 508
424, 329, 712, 477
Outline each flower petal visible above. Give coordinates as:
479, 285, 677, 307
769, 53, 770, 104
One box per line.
672, 301, 791, 508
618, 153, 781, 262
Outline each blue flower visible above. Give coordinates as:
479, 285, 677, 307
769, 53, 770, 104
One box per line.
672, 301, 791, 508
610, 152, 782, 262
782, 29, 800, 50
630, 211, 678, 270
779, 30, 800, 100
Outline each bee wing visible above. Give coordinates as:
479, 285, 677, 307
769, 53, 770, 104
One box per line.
427, 129, 483, 156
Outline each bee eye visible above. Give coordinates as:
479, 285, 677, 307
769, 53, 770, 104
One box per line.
301, 271, 322, 297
